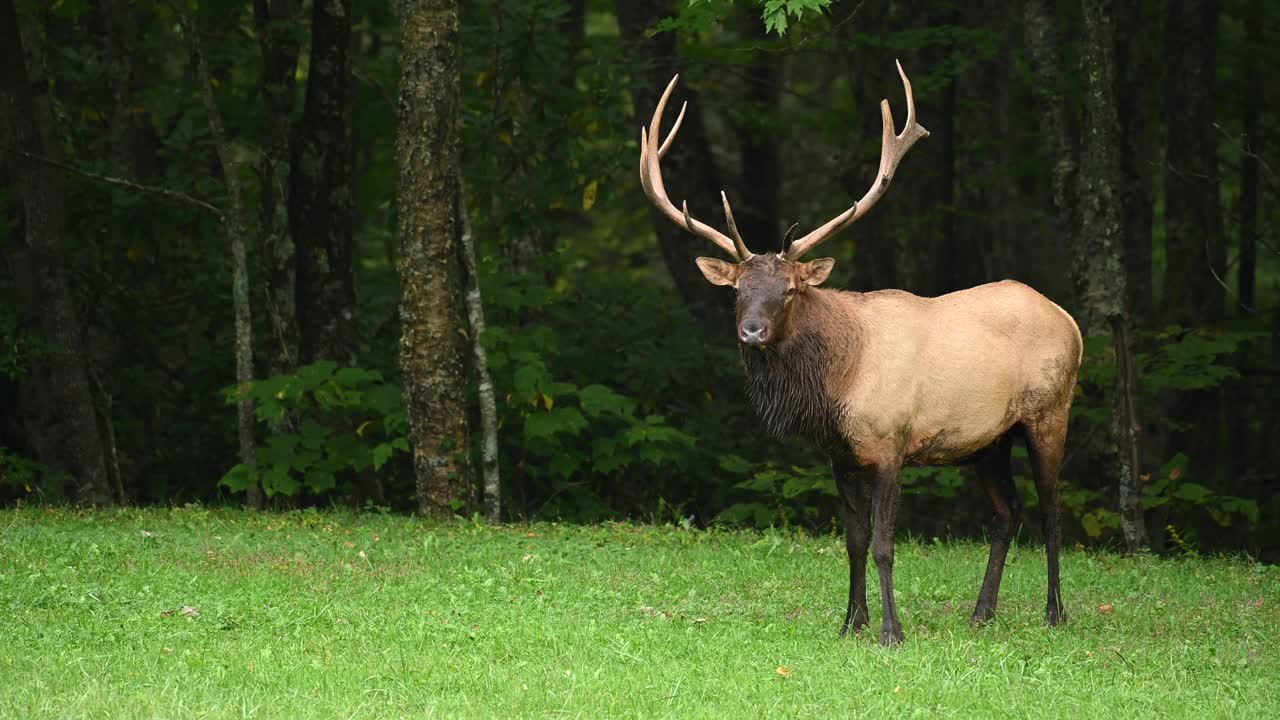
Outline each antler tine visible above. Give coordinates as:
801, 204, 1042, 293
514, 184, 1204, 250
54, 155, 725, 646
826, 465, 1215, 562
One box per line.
658, 101, 687, 159
637, 75, 747, 260
781, 222, 800, 253
785, 60, 929, 260
721, 191, 752, 260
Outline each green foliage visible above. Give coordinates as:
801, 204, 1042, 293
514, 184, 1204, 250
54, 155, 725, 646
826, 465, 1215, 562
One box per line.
715, 454, 835, 526
1142, 453, 1259, 529
0, 306, 49, 380
219, 362, 409, 498
480, 258, 704, 519
668, 0, 833, 35
0, 448, 44, 495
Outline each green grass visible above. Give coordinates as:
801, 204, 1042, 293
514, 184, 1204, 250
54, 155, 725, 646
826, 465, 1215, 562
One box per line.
1, 508, 1276, 718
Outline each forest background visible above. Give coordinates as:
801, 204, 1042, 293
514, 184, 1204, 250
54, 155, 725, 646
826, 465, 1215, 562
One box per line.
2, 0, 1277, 560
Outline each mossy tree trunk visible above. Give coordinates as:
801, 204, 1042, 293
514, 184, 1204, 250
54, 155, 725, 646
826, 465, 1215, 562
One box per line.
397, 0, 473, 517
1080, 0, 1144, 552
1025, 0, 1145, 551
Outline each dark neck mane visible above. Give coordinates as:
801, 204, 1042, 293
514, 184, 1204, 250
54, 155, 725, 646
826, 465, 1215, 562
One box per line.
740, 290, 853, 444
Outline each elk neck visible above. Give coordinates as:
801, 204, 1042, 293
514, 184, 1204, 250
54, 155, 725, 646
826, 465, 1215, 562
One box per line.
739, 288, 862, 444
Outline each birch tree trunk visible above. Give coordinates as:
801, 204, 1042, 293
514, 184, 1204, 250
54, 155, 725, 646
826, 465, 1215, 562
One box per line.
458, 180, 500, 522
187, 13, 260, 507
397, 0, 474, 517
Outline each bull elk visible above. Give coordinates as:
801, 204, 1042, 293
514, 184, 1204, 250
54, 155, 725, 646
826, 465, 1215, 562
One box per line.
639, 62, 1082, 645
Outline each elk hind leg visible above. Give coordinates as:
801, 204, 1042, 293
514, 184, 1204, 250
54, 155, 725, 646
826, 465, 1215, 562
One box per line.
1025, 412, 1069, 626
971, 434, 1018, 626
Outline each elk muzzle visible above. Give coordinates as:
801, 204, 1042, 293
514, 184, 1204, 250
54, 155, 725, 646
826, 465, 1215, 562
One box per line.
739, 318, 770, 346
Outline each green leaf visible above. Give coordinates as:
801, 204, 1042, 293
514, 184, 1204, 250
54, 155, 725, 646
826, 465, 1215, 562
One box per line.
373, 443, 394, 471
577, 384, 635, 418
716, 502, 775, 526
524, 407, 589, 441
1173, 482, 1213, 503
219, 463, 255, 492
719, 454, 757, 475
306, 470, 336, 494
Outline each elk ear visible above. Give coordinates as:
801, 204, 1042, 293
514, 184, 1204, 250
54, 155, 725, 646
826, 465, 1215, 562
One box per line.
695, 257, 741, 286
799, 258, 835, 286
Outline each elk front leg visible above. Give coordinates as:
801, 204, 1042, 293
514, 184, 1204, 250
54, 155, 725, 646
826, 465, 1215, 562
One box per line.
871, 460, 904, 645
834, 457, 871, 636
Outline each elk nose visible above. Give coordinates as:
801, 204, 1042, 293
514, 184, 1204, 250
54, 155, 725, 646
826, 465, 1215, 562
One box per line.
739, 320, 769, 345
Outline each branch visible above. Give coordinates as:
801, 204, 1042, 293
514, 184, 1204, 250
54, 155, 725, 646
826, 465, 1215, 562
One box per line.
3, 146, 224, 220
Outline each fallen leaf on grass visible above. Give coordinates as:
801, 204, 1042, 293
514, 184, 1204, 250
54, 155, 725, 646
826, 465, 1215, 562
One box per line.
776, 666, 792, 678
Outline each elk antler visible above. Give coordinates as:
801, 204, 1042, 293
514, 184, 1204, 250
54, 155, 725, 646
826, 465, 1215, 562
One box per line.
639, 75, 752, 261
784, 60, 929, 260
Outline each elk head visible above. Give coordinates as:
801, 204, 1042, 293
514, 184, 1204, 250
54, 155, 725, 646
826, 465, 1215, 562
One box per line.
638, 61, 929, 347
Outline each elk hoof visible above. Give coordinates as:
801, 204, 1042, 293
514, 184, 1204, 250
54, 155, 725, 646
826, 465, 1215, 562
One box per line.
880, 625, 904, 647
1046, 605, 1068, 627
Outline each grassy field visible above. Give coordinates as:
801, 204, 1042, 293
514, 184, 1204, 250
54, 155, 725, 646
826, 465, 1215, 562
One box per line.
1, 508, 1276, 718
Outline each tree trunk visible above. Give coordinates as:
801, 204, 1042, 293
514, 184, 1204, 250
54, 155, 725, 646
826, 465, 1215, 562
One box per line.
292, 0, 357, 366
615, 0, 733, 331
1023, 0, 1077, 235
1163, 0, 1224, 327
1238, 0, 1261, 311
187, 11, 259, 507
1026, 0, 1146, 550
1080, 0, 1144, 552
1112, 0, 1154, 328
255, 0, 300, 379
458, 180, 500, 522
99, 0, 139, 178
397, 0, 473, 517
1, 0, 112, 505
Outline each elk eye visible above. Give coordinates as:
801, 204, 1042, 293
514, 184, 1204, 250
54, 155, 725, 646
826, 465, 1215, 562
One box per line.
784, 287, 797, 297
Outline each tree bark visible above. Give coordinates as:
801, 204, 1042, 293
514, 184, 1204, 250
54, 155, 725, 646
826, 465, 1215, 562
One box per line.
255, 0, 300, 379
1027, 0, 1146, 550
1, 0, 112, 505
1163, 0, 1224, 327
292, 0, 357, 366
186, 11, 259, 507
1238, 0, 1261, 311
1112, 0, 1154, 328
615, 0, 733, 331
1080, 0, 1144, 551
397, 0, 473, 517
458, 180, 500, 522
